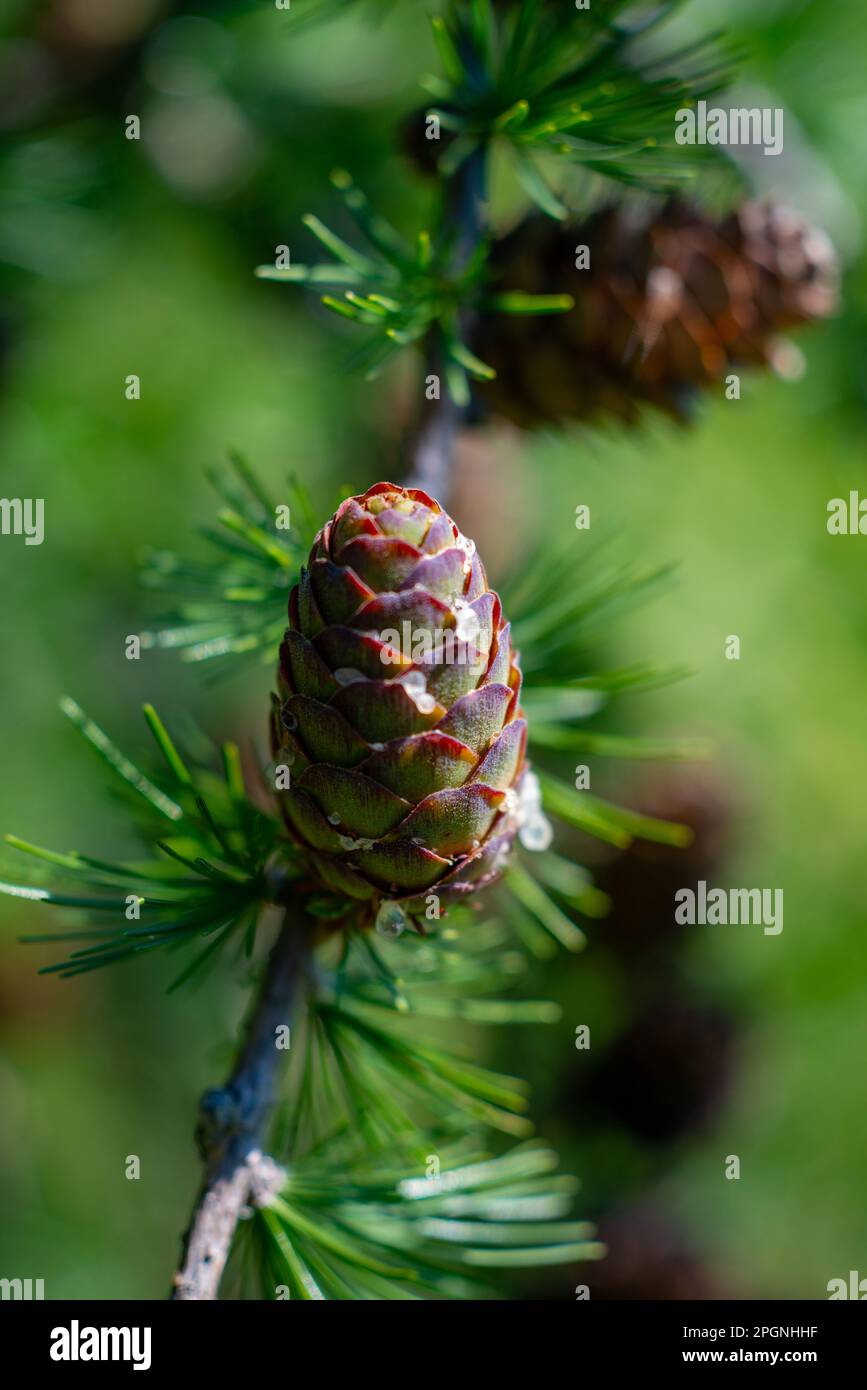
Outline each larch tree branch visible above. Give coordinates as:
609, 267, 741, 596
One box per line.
405, 144, 488, 505
173, 128, 490, 1307
171, 910, 311, 1300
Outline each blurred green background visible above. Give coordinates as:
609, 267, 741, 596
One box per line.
1, 0, 865, 1298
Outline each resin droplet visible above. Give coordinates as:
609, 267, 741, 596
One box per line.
493, 842, 512, 872
334, 667, 367, 687
517, 769, 554, 853
519, 816, 554, 852
455, 603, 480, 644
456, 533, 476, 575
400, 670, 437, 715
375, 900, 407, 940
327, 812, 342, 826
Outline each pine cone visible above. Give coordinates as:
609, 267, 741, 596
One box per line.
581, 1203, 729, 1300
583, 997, 735, 1144
591, 771, 733, 963
273, 483, 526, 922
476, 199, 839, 427
529, 1203, 731, 1300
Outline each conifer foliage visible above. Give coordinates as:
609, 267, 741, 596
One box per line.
1, 0, 833, 1300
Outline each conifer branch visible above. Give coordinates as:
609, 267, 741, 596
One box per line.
171, 910, 311, 1300
406, 376, 462, 505
406, 143, 488, 504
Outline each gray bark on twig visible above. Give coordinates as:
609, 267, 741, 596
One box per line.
405, 145, 488, 507
171, 917, 309, 1300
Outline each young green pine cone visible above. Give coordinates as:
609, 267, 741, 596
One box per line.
475, 199, 838, 428
273, 483, 526, 922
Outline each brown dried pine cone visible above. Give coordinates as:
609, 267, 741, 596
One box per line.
475, 199, 839, 428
